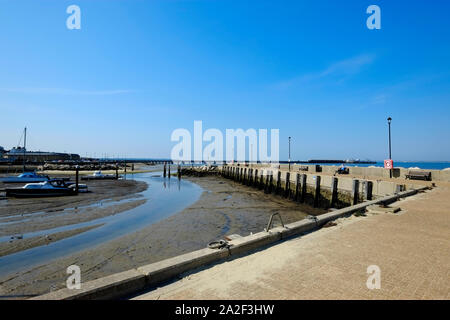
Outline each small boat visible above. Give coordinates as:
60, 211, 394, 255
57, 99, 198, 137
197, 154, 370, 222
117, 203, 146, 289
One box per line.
5, 179, 77, 197
0, 171, 50, 183
66, 182, 89, 193
81, 170, 118, 180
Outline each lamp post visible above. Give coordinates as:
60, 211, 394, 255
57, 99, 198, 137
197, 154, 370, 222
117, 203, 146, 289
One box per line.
288, 136, 291, 171
387, 117, 392, 178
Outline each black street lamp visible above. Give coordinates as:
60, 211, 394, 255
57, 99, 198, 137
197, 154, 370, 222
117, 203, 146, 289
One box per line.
288, 136, 291, 171
387, 117, 392, 178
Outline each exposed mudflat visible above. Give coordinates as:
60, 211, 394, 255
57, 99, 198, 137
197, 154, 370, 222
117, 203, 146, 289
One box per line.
0, 224, 102, 257
0, 174, 325, 298
0, 179, 148, 236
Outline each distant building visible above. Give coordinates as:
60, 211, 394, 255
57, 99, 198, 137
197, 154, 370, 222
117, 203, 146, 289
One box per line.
3, 147, 80, 162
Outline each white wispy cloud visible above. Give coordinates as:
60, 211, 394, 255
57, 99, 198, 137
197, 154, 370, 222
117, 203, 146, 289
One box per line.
0, 88, 135, 95
274, 54, 376, 89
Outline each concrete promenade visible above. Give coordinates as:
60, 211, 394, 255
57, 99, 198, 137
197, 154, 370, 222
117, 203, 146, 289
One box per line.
134, 185, 450, 300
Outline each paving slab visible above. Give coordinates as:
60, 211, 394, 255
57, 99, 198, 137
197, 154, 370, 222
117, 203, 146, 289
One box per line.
133, 187, 450, 300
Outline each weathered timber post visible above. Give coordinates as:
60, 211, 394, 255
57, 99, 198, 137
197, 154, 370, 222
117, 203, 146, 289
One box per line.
243, 168, 247, 185
331, 177, 338, 207
75, 165, 79, 194
168, 164, 171, 179
276, 171, 282, 194
314, 175, 321, 207
254, 169, 258, 187
163, 162, 167, 178
132, 163, 134, 171
295, 173, 300, 201
269, 173, 274, 194
259, 171, 265, 190
177, 164, 181, 180
364, 181, 373, 200
352, 179, 359, 205
264, 172, 270, 194
285, 172, 290, 198
300, 174, 307, 203
115, 163, 119, 180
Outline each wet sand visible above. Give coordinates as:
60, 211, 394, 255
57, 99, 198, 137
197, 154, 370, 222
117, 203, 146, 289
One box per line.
0, 224, 102, 257
0, 179, 148, 235
0, 175, 325, 298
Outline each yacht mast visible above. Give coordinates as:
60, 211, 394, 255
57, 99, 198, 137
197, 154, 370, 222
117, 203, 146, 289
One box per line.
23, 127, 27, 172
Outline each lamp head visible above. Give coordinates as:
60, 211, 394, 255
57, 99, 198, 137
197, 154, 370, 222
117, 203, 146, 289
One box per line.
387, 117, 392, 124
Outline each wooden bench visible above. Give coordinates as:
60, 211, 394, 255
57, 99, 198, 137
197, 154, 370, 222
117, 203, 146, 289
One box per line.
405, 171, 431, 181
336, 167, 349, 175
298, 166, 309, 171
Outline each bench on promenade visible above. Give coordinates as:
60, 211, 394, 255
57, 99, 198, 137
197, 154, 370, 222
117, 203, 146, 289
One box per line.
298, 166, 308, 171
405, 171, 431, 181
336, 167, 349, 175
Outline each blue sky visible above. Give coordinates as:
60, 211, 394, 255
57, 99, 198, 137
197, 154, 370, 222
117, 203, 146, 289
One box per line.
0, 0, 449, 161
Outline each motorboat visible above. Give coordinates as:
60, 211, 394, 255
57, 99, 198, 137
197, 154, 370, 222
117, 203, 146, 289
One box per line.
66, 182, 89, 193
0, 171, 50, 183
81, 170, 118, 180
5, 179, 77, 197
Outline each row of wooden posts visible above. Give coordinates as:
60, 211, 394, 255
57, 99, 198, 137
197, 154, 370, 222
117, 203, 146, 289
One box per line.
219, 166, 373, 208
163, 163, 182, 179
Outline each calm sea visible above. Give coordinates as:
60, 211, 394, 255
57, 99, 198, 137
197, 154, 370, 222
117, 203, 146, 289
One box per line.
113, 159, 450, 171
327, 162, 450, 170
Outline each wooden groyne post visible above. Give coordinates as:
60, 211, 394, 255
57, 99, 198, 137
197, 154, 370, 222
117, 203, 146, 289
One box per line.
268, 173, 274, 194
276, 171, 282, 194
331, 177, 338, 207
75, 165, 79, 194
295, 173, 300, 201
363, 180, 373, 200
285, 172, 291, 198
314, 175, 321, 207
300, 174, 307, 203
352, 179, 359, 205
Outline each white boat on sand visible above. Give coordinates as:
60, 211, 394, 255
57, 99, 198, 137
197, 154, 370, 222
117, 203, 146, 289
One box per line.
81, 170, 119, 180
0, 171, 50, 183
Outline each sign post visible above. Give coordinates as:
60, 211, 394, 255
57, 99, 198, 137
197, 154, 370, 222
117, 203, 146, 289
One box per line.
384, 159, 394, 177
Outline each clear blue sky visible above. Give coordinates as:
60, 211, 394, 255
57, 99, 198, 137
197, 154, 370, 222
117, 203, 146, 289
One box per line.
1, 0, 449, 161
